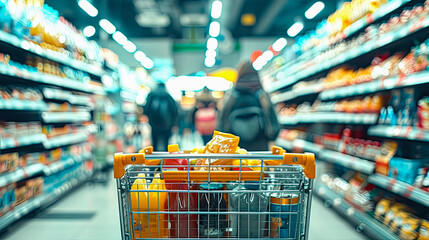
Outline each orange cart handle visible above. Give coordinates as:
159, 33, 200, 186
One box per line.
113, 146, 316, 179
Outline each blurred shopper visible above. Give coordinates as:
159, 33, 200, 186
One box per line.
218, 61, 279, 150
143, 83, 179, 151
191, 87, 217, 144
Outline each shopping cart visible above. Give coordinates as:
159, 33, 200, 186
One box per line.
114, 146, 315, 240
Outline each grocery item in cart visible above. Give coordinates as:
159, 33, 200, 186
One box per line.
130, 174, 148, 237
195, 131, 240, 170
129, 173, 168, 238
199, 183, 227, 238
270, 193, 300, 239
229, 182, 269, 238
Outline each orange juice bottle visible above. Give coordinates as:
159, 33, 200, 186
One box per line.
148, 173, 168, 238
130, 173, 148, 238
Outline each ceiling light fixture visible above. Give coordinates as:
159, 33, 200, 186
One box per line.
83, 25, 96, 38
99, 19, 116, 34
206, 37, 218, 50
204, 57, 216, 68
211, 0, 222, 19
305, 1, 325, 19
78, 0, 98, 17
141, 57, 154, 69
272, 38, 287, 52
209, 21, 220, 37
123, 41, 136, 53
262, 50, 274, 62
287, 22, 304, 37
205, 49, 217, 58
112, 31, 127, 45
134, 51, 146, 62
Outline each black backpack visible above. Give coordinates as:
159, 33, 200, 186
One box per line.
147, 93, 177, 130
227, 90, 266, 142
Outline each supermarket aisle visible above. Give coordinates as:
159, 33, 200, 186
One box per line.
0, 176, 366, 240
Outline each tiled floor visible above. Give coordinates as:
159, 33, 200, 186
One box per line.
0, 174, 367, 240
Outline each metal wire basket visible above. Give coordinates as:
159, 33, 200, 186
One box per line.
114, 146, 315, 240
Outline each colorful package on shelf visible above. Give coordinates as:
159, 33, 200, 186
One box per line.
40, 148, 62, 165
418, 97, 429, 130
0, 183, 15, 217
343, 173, 380, 212
388, 157, 425, 185
375, 141, 398, 175
19, 152, 41, 167
374, 198, 393, 222
419, 219, 429, 240
0, 152, 18, 173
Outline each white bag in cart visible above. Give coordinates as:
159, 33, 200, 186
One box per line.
180, 131, 204, 149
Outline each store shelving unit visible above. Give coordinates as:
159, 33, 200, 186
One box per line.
0, 30, 104, 77
368, 174, 429, 207
41, 111, 91, 123
42, 132, 89, 149
320, 71, 429, 101
0, 173, 91, 232
368, 125, 429, 142
0, 164, 45, 188
267, 0, 413, 79
0, 99, 47, 111
275, 138, 375, 175
315, 183, 401, 240
268, 15, 429, 92
271, 83, 322, 104
279, 113, 379, 125
1, 133, 47, 150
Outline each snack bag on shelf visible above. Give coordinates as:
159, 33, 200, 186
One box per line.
396, 213, 420, 240
374, 198, 392, 222
375, 141, 397, 175
418, 219, 429, 240
383, 203, 411, 227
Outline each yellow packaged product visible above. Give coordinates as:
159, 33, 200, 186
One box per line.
195, 131, 240, 170
384, 203, 411, 227
374, 198, 392, 222
418, 220, 429, 240
397, 213, 420, 240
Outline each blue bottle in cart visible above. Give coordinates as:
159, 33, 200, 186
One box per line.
270, 193, 300, 238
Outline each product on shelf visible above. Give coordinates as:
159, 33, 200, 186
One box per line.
375, 141, 398, 175
0, 152, 18, 173
418, 97, 429, 130
379, 88, 419, 127
0, 121, 42, 138
14, 177, 43, 206
419, 220, 429, 240
0, 183, 15, 216
388, 157, 425, 185
0, 85, 43, 102
0, 0, 103, 66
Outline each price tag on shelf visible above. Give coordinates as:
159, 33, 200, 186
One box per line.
403, 185, 415, 198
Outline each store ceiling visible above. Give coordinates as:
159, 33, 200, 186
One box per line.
46, 0, 339, 40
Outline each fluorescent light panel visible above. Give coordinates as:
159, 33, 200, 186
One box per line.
272, 38, 287, 52
78, 0, 98, 17
204, 57, 215, 68
287, 22, 304, 37
305, 1, 325, 19
134, 51, 146, 62
206, 37, 218, 50
99, 19, 116, 34
141, 57, 154, 69
211, 1, 222, 19
209, 21, 220, 37
205, 49, 217, 58
83, 25, 95, 37
123, 41, 136, 53
112, 31, 127, 45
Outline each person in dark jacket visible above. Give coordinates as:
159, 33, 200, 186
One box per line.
218, 61, 280, 150
143, 82, 179, 151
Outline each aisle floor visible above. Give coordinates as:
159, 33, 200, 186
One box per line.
0, 173, 367, 240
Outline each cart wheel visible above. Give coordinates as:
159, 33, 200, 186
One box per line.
356, 223, 365, 233
324, 200, 332, 207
